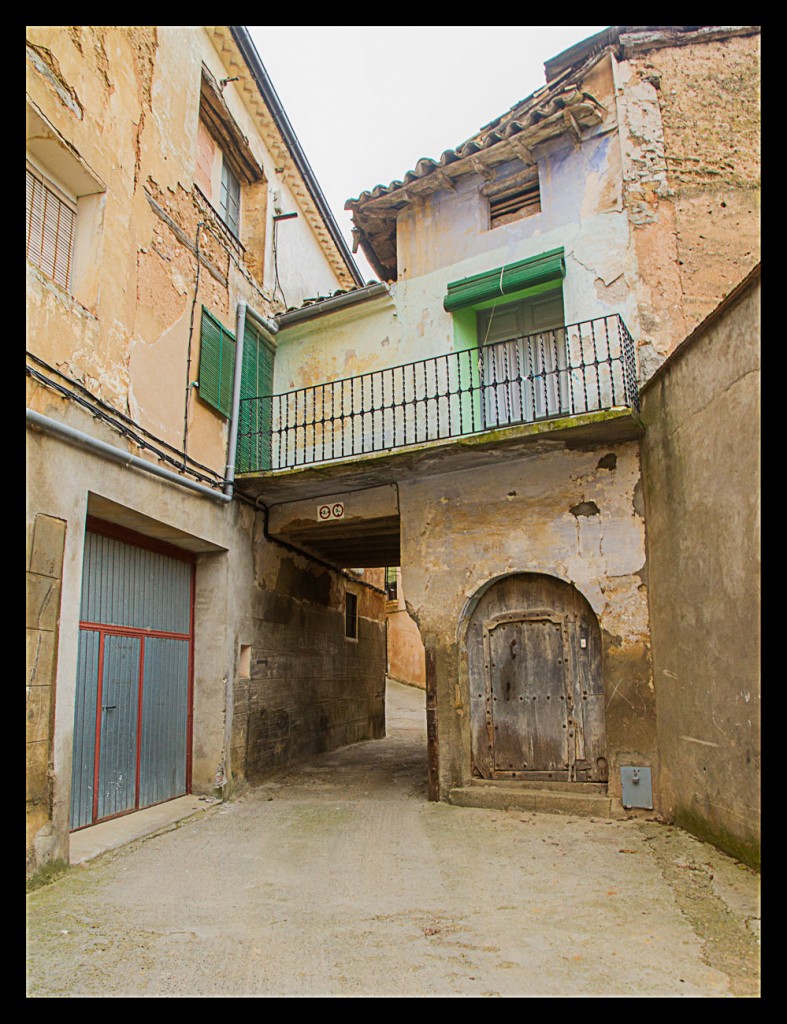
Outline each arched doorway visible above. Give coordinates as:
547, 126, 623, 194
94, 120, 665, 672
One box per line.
466, 573, 607, 783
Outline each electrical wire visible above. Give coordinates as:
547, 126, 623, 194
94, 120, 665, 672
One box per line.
26, 363, 225, 489
183, 220, 204, 462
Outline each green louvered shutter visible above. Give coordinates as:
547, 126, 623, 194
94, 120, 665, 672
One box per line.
237, 320, 274, 472
443, 248, 565, 312
198, 307, 236, 418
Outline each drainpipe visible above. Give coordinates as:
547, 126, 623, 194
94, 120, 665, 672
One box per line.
26, 408, 234, 503
225, 302, 279, 499
27, 302, 279, 505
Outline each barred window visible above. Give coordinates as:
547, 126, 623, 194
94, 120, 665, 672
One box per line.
26, 165, 76, 290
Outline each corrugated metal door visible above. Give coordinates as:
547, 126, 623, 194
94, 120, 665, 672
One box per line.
70, 523, 194, 831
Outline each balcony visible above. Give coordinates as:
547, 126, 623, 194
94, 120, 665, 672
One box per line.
236, 314, 640, 480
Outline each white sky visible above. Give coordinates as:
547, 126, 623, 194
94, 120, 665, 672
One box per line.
246, 26, 609, 282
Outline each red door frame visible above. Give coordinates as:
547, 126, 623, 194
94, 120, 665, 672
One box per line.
74, 517, 197, 829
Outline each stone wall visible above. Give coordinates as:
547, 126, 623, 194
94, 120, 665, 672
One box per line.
26, 515, 67, 873
398, 439, 654, 805
231, 547, 386, 782
640, 267, 760, 867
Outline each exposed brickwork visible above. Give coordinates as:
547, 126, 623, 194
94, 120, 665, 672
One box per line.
629, 33, 760, 344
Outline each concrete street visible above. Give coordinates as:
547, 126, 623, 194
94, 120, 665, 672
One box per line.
26, 680, 760, 997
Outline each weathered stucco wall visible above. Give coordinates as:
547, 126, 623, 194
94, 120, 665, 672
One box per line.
386, 571, 427, 689
397, 440, 654, 805
615, 32, 760, 377
26, 26, 380, 877
26, 26, 346, 474
274, 56, 645, 396
273, 291, 401, 395
232, 543, 386, 781
639, 269, 760, 867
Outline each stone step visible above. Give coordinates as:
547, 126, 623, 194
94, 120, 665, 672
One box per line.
448, 782, 618, 818
469, 778, 609, 794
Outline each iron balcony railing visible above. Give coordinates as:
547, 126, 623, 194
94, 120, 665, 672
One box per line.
237, 313, 639, 473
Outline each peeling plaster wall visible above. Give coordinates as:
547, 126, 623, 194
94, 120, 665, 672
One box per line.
615, 33, 760, 377
386, 571, 427, 689
273, 293, 402, 394
388, 56, 641, 370
25, 26, 379, 876
274, 146, 639, 395
640, 273, 760, 867
26, 26, 346, 472
396, 442, 654, 804
390, 132, 639, 368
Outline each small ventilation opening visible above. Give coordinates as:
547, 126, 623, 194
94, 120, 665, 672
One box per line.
487, 166, 541, 228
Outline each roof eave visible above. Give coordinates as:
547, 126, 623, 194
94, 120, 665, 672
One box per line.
229, 26, 365, 288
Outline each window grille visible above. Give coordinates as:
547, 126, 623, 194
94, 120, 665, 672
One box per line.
487, 167, 541, 228
489, 183, 541, 226
26, 166, 76, 290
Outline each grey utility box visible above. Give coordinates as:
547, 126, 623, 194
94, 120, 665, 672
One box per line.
620, 766, 653, 809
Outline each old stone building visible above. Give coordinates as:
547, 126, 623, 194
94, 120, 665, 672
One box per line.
236, 26, 760, 861
26, 25, 387, 876
27, 25, 760, 876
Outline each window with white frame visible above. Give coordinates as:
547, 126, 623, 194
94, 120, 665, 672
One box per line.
220, 157, 241, 237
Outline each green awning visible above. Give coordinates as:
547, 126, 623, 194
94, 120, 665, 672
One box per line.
443, 248, 565, 312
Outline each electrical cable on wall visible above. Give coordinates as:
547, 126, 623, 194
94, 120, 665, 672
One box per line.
272, 211, 298, 310
183, 220, 205, 464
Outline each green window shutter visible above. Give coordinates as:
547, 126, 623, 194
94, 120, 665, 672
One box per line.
236, 320, 275, 472
444, 248, 565, 312
240, 321, 274, 403
198, 307, 236, 418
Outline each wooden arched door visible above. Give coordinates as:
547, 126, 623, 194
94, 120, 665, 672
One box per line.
467, 573, 607, 782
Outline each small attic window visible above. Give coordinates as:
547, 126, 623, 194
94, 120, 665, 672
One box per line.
485, 166, 541, 228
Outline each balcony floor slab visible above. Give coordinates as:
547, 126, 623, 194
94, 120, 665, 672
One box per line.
236, 407, 643, 505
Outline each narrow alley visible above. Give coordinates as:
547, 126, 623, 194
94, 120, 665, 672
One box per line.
26, 680, 760, 998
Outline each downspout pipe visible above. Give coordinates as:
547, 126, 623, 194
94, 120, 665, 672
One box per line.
225, 301, 279, 499
26, 408, 233, 503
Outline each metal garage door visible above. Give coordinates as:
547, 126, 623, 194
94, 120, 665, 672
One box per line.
69, 522, 195, 831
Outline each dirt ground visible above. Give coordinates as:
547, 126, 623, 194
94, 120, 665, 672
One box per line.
26, 680, 760, 998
